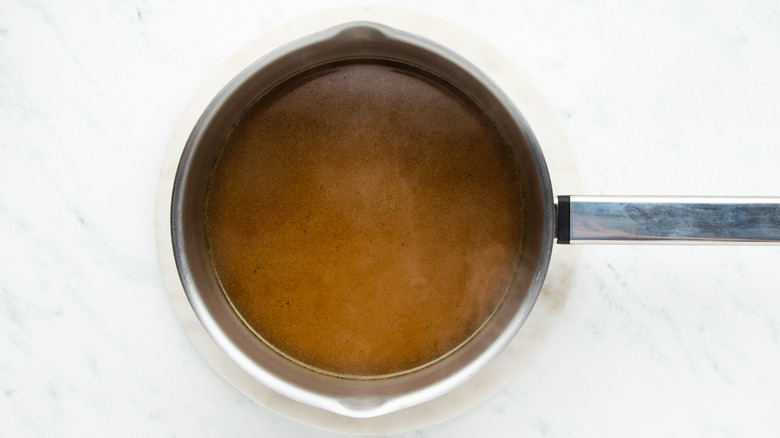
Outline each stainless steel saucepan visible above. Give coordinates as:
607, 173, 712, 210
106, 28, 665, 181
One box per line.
170, 22, 780, 418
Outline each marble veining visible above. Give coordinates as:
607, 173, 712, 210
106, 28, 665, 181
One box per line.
2, 1, 779, 437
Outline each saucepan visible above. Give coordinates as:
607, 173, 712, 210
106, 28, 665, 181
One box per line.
169, 21, 780, 418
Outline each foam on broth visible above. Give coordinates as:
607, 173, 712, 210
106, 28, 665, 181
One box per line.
204, 60, 525, 376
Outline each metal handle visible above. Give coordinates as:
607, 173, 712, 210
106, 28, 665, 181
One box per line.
556, 196, 780, 244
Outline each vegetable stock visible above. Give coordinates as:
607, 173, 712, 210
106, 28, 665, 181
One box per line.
204, 60, 525, 376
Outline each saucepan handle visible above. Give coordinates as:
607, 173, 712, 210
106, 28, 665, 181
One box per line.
556, 196, 780, 244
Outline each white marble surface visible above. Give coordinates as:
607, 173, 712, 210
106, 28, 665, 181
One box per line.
1, 1, 779, 437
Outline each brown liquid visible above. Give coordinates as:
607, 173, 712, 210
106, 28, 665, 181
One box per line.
204, 61, 525, 376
